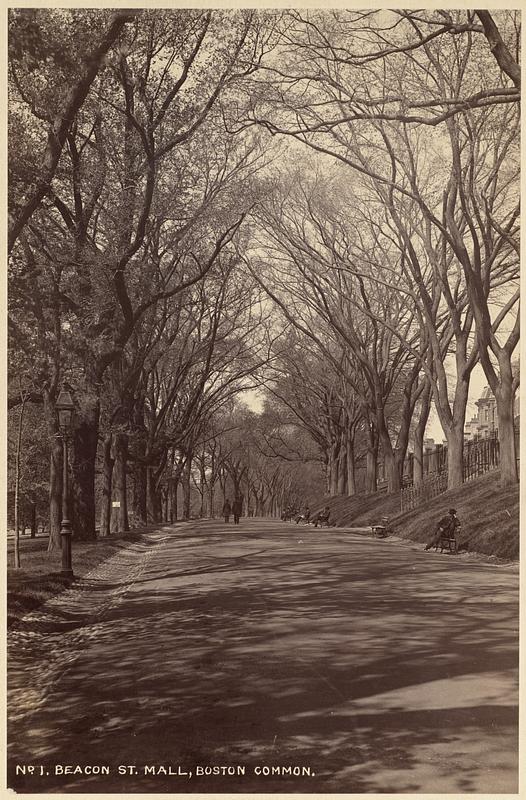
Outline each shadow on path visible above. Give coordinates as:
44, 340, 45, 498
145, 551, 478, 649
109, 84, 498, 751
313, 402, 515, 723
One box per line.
8, 519, 518, 793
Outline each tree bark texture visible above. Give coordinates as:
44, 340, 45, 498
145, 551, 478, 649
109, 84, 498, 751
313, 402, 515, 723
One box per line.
13, 394, 28, 568
445, 424, 465, 489
44, 393, 63, 552
99, 433, 114, 537
413, 384, 432, 486
182, 458, 192, 520
329, 440, 340, 496
365, 445, 377, 493
71, 398, 100, 540
113, 432, 130, 532
495, 387, 518, 486
337, 437, 347, 495
346, 432, 357, 496
132, 462, 148, 525
147, 467, 162, 523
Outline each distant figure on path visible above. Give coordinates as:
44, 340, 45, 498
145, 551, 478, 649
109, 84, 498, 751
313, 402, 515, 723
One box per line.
222, 499, 232, 523
424, 508, 460, 551
232, 497, 242, 524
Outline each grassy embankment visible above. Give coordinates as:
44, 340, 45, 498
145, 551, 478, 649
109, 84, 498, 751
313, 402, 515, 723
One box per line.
6, 527, 165, 629
312, 470, 519, 561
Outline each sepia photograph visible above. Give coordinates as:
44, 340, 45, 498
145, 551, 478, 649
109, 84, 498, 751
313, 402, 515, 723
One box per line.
6, 5, 520, 794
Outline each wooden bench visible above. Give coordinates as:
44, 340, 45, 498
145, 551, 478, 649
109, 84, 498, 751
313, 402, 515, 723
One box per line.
371, 517, 392, 538
434, 532, 458, 554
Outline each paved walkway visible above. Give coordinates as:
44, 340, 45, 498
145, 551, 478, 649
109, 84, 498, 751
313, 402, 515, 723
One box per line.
8, 519, 519, 793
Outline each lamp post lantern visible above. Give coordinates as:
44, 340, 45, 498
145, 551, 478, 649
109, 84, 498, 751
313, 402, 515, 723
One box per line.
56, 387, 75, 577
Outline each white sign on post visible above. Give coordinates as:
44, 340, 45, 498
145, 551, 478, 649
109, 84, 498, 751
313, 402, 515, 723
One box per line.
112, 501, 121, 508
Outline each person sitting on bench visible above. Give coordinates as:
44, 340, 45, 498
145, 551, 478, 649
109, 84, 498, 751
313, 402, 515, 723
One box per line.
424, 508, 460, 551
315, 505, 330, 527
296, 504, 311, 524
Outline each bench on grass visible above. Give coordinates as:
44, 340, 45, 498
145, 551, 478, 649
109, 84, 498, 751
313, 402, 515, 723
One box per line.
434, 531, 458, 554
371, 516, 393, 538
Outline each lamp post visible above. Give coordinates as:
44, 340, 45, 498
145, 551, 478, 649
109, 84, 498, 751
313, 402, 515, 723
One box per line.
56, 387, 75, 577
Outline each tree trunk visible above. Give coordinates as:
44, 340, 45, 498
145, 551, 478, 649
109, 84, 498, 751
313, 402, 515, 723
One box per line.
113, 432, 129, 532
346, 433, 356, 496
71, 397, 100, 540
246, 483, 254, 517
99, 433, 114, 537
413, 384, 431, 486
394, 365, 422, 485
182, 457, 192, 520
47, 437, 63, 550
365, 448, 377, 493
495, 386, 518, 485
363, 418, 378, 493
445, 424, 464, 489
376, 395, 400, 494
329, 440, 340, 496
382, 444, 401, 493
436, 379, 469, 490
172, 476, 179, 522
323, 453, 330, 494
132, 462, 148, 525
13, 393, 28, 568
337, 436, 347, 495
162, 486, 169, 522
431, 339, 470, 490
147, 467, 162, 523
199, 459, 206, 517
208, 480, 215, 519
42, 391, 63, 550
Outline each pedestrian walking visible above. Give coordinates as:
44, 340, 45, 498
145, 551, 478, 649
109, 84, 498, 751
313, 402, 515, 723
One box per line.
232, 496, 242, 524
222, 499, 232, 523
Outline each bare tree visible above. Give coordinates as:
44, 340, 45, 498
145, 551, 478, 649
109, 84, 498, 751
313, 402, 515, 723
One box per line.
250, 13, 519, 485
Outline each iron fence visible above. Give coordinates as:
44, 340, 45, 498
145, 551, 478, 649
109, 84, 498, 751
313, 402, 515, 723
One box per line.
400, 471, 448, 512
400, 430, 516, 512
462, 432, 499, 482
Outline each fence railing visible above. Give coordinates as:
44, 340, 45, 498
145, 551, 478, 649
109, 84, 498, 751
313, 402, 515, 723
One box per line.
400, 471, 448, 512
400, 429, 516, 512
462, 432, 500, 482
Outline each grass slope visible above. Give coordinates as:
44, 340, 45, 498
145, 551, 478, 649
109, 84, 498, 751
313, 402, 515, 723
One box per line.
313, 470, 519, 561
6, 527, 164, 629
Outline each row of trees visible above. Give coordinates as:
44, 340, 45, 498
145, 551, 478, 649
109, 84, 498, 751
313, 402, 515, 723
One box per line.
9, 9, 284, 546
247, 9, 520, 492
186, 403, 321, 519
9, 9, 520, 548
